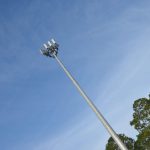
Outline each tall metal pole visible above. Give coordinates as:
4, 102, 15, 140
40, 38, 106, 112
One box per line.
40, 39, 128, 150
53, 54, 128, 150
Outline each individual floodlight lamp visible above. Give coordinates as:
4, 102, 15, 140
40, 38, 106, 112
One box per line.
40, 38, 128, 150
47, 41, 52, 47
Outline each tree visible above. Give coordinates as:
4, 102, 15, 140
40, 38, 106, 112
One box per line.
130, 97, 150, 132
105, 94, 150, 150
134, 126, 150, 150
105, 134, 135, 150
130, 95, 150, 150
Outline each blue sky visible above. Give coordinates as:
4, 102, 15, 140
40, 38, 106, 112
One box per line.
0, 0, 150, 149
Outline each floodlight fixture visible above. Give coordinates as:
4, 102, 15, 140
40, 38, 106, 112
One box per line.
40, 38, 128, 150
48, 41, 52, 47
40, 38, 58, 58
43, 44, 48, 49
51, 38, 56, 44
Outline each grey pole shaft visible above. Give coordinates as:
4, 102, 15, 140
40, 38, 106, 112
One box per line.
53, 54, 128, 150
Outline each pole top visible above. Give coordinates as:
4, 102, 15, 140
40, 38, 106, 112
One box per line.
40, 38, 59, 58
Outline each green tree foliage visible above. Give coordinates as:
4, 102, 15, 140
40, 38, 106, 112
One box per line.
130, 97, 150, 132
105, 94, 150, 150
134, 126, 150, 150
105, 134, 135, 150
130, 95, 150, 149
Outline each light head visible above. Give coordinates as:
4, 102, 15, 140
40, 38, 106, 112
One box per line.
40, 38, 59, 58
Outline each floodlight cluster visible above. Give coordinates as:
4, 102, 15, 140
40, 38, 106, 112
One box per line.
40, 39, 59, 58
